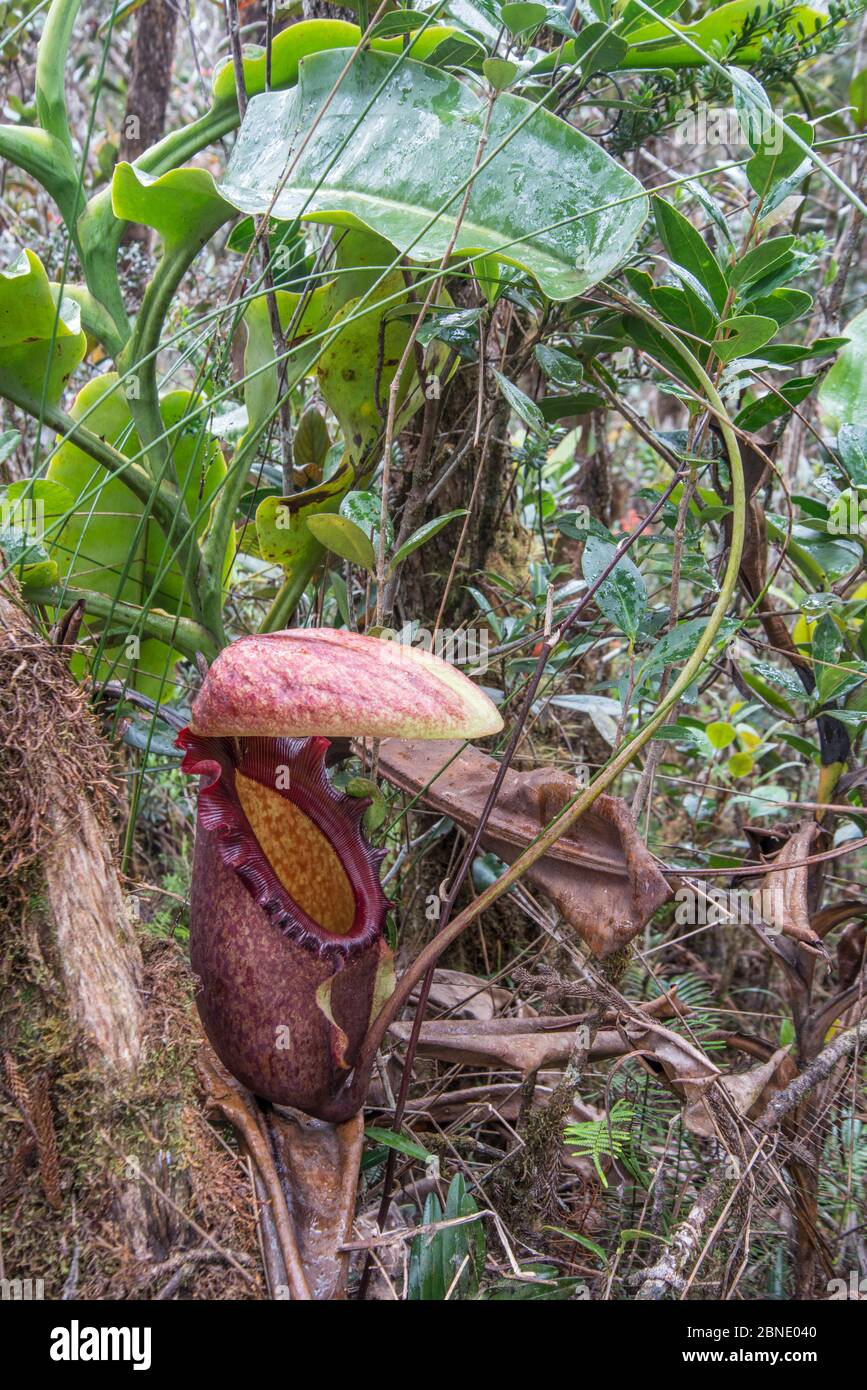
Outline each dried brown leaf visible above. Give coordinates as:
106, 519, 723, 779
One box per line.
376, 739, 671, 957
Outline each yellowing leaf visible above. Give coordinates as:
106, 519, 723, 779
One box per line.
706, 720, 737, 749
736, 723, 762, 752
728, 751, 755, 778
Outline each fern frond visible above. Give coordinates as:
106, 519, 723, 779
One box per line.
564, 1099, 636, 1188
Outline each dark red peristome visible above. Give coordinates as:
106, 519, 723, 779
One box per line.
178, 731, 388, 959
178, 731, 391, 1113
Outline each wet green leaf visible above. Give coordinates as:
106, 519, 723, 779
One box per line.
340, 488, 392, 551
819, 307, 867, 428
582, 533, 646, 640
534, 344, 584, 387
0, 249, 86, 407
415, 306, 483, 359
219, 48, 648, 302
653, 197, 727, 313
837, 424, 867, 487
813, 613, 843, 704
642, 617, 736, 676
493, 369, 546, 436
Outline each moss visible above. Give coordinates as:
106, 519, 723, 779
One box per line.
0, 932, 259, 1298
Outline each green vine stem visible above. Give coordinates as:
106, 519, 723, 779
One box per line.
25, 585, 220, 664
118, 210, 235, 627
260, 546, 325, 633
35, 0, 80, 152
0, 124, 81, 235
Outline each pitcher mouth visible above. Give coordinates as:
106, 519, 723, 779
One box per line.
177, 730, 388, 961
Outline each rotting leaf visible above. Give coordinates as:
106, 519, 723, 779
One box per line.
746, 820, 829, 951
684, 1046, 792, 1138
375, 738, 672, 957
388, 998, 713, 1090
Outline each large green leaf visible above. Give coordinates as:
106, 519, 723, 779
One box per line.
623, 1, 823, 68
46, 374, 227, 696
242, 284, 333, 443
314, 231, 454, 463
528, 1, 822, 74
819, 308, 867, 429
316, 269, 422, 462
0, 249, 86, 407
210, 18, 460, 107
218, 48, 647, 302
111, 163, 235, 250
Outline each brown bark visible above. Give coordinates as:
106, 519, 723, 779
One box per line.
301, 0, 355, 21
119, 0, 179, 165
392, 291, 521, 625
43, 799, 144, 1075
119, 0, 180, 251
